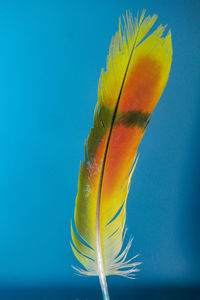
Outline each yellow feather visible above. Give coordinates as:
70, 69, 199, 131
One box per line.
71, 10, 172, 300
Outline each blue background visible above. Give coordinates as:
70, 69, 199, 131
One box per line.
0, 0, 200, 299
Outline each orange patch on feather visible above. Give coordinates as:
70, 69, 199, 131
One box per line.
102, 124, 144, 198
119, 57, 161, 113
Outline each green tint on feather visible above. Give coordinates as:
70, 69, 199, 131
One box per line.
117, 110, 150, 128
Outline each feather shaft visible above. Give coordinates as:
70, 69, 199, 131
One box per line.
95, 20, 140, 300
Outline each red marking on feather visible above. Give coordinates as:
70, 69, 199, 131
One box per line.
101, 124, 144, 198
119, 57, 161, 113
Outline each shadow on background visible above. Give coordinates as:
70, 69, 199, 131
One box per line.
0, 284, 200, 300
189, 138, 200, 272
182, 101, 200, 281
189, 136, 200, 260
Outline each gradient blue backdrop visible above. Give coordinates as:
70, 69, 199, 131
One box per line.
0, 0, 200, 298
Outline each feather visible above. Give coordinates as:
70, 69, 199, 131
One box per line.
71, 10, 172, 300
